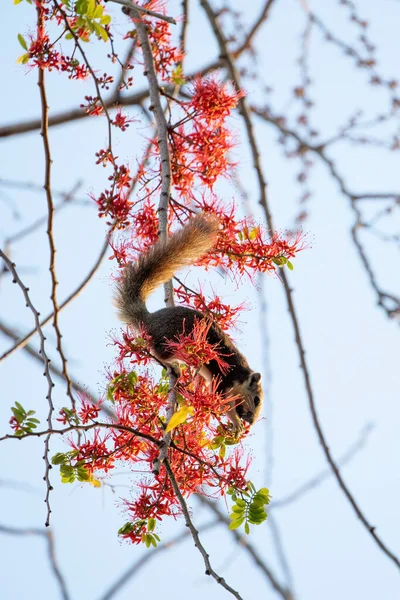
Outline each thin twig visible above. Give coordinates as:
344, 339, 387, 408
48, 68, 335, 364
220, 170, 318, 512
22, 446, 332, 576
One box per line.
0, 421, 160, 447
273, 423, 374, 509
201, 0, 400, 572
0, 249, 55, 526
0, 524, 70, 600
0, 235, 110, 364
5, 182, 83, 246
37, 2, 56, 527
98, 520, 218, 600
107, 0, 177, 24
0, 2, 283, 140
164, 461, 243, 600
54, 0, 118, 174
268, 514, 295, 590
0, 320, 116, 421
125, 3, 177, 474
197, 496, 294, 600
233, 0, 277, 58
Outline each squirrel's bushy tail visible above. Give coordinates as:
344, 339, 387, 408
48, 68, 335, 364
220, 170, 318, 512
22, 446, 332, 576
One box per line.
115, 214, 219, 326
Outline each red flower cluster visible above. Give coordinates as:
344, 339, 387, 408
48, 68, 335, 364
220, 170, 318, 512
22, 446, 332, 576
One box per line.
93, 164, 133, 228
174, 285, 246, 331
143, 19, 183, 81
165, 318, 230, 374
189, 77, 245, 124
20, 2, 306, 545
166, 77, 243, 196
193, 197, 306, 280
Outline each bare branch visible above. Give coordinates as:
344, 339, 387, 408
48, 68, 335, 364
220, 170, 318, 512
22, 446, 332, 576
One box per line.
164, 461, 244, 600
201, 0, 400, 573
0, 320, 116, 421
0, 245, 55, 526
233, 0, 277, 58
125, 4, 177, 473
107, 0, 177, 24
268, 514, 295, 590
98, 521, 218, 600
0, 234, 110, 364
0, 421, 161, 447
273, 424, 374, 509
0, 524, 70, 600
197, 496, 294, 600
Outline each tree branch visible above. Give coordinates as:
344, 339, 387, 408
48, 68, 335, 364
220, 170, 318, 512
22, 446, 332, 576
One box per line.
98, 521, 218, 600
164, 460, 243, 600
197, 496, 294, 600
201, 0, 400, 572
0, 524, 70, 600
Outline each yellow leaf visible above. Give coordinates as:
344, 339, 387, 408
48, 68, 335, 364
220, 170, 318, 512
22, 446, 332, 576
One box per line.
165, 405, 194, 433
89, 478, 101, 488
16, 53, 29, 64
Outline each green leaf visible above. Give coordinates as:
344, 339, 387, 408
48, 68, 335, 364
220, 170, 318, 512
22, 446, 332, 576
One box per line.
100, 14, 111, 25
247, 481, 256, 493
60, 465, 74, 477
17, 34, 28, 51
51, 453, 67, 465
93, 4, 103, 18
171, 65, 185, 85
256, 488, 271, 503
231, 505, 245, 514
93, 21, 109, 41
248, 510, 266, 523
65, 32, 74, 40
148, 518, 156, 532
244, 522, 250, 535
77, 467, 90, 481
26, 417, 40, 424
75, 0, 88, 15
287, 260, 294, 271
228, 517, 244, 530
86, 0, 96, 16
234, 498, 246, 507
118, 522, 134, 535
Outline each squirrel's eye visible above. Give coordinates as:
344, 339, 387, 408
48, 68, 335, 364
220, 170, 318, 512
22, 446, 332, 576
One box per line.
254, 396, 260, 407
236, 405, 244, 418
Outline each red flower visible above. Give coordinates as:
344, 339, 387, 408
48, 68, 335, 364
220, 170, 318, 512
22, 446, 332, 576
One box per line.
189, 76, 245, 124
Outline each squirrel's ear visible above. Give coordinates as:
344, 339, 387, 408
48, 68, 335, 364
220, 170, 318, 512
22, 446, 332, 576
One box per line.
251, 372, 261, 384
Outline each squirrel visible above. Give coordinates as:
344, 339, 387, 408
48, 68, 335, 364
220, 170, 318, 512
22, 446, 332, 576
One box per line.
115, 214, 263, 433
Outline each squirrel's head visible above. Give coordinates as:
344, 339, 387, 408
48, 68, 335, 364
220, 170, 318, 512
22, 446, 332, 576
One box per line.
228, 372, 263, 429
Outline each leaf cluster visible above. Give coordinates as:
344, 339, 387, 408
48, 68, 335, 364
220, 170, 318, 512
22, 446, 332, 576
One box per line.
273, 255, 294, 270
66, 0, 111, 42
228, 482, 271, 534
11, 402, 40, 436
107, 370, 138, 403
209, 431, 239, 458
51, 450, 101, 487
118, 518, 161, 548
